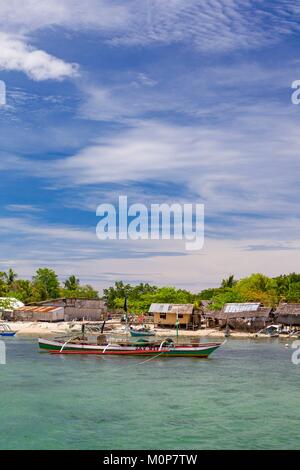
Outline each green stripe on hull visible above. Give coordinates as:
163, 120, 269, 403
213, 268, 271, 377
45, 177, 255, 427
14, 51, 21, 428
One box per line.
161, 347, 219, 357
39, 342, 219, 357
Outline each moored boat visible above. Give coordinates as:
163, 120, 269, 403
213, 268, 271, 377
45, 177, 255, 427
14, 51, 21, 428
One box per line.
38, 337, 223, 358
0, 323, 17, 337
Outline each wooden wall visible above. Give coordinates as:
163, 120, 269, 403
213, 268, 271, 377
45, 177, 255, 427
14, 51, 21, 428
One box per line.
153, 312, 192, 327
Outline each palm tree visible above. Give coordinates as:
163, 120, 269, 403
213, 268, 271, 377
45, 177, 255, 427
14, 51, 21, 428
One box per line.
5, 268, 17, 286
64, 275, 80, 291
221, 275, 236, 289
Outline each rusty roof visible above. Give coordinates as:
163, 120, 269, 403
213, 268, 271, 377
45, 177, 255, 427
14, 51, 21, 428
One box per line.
14, 306, 63, 313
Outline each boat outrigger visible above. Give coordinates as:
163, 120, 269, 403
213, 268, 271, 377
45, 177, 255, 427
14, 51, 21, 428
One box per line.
38, 336, 223, 358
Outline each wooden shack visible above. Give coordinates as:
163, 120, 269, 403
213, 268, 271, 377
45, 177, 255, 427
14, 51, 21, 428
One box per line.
13, 305, 64, 322
34, 298, 107, 321
204, 302, 273, 332
275, 303, 300, 326
149, 303, 200, 329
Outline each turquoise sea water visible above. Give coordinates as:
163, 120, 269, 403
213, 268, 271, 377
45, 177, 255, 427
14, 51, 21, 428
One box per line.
0, 337, 299, 450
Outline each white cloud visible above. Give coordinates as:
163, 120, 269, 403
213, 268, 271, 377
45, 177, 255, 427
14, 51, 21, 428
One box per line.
105, 0, 300, 51
0, 1, 298, 82
1, 220, 300, 292
0, 0, 128, 34
0, 33, 78, 80
5, 204, 43, 213
0, 1, 299, 53
3, 104, 299, 244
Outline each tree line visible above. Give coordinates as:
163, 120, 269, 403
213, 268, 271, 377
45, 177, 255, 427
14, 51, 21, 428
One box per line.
1, 268, 300, 311
104, 273, 300, 312
0, 268, 98, 304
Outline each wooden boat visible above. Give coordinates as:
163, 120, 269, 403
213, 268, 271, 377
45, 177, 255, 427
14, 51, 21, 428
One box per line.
257, 325, 280, 338
0, 323, 17, 337
130, 327, 155, 337
38, 337, 223, 358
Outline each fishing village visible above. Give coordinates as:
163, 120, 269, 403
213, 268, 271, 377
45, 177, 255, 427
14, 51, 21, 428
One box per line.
2, 0, 300, 457
1, 269, 300, 358
1, 271, 299, 451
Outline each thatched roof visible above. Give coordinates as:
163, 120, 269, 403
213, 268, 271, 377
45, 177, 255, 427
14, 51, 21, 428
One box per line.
275, 303, 300, 315
275, 303, 300, 325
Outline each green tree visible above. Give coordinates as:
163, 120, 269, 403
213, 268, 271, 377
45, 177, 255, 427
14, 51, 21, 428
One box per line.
221, 275, 237, 289
210, 290, 245, 311
4, 268, 17, 287
61, 284, 99, 299
32, 268, 60, 300
8, 279, 40, 304
64, 275, 80, 291
235, 273, 278, 306
286, 281, 300, 302
103, 282, 197, 313
0, 271, 7, 296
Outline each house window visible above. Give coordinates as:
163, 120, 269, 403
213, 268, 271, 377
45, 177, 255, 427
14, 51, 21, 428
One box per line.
178, 314, 184, 319
160, 313, 166, 319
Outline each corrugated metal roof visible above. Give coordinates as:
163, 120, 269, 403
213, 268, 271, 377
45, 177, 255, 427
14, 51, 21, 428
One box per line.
15, 306, 63, 313
205, 307, 272, 320
149, 303, 194, 314
149, 303, 170, 313
223, 303, 261, 313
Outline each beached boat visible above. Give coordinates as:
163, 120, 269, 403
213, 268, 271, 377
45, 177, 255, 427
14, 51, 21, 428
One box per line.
130, 327, 155, 337
38, 337, 223, 358
0, 323, 17, 337
257, 325, 280, 337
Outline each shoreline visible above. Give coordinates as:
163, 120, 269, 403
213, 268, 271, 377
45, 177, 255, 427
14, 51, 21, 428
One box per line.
2, 321, 298, 341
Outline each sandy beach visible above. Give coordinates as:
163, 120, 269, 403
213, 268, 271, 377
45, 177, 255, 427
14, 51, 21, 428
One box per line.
3, 320, 297, 340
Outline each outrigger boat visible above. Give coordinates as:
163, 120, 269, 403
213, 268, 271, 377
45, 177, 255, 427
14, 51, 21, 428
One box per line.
0, 323, 17, 337
38, 336, 223, 358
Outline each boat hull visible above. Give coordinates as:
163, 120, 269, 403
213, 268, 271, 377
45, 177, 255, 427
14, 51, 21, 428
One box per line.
0, 332, 16, 337
130, 330, 155, 337
38, 338, 222, 358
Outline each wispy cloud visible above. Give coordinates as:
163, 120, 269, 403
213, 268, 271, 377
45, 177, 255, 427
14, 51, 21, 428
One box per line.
0, 32, 78, 80
3, 104, 300, 243
5, 204, 44, 213
1, 1, 300, 53
1, 1, 300, 290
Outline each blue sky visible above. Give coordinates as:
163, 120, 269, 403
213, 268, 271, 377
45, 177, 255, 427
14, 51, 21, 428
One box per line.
0, 0, 300, 292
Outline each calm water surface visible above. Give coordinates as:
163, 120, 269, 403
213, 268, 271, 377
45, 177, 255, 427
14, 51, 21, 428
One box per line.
0, 337, 299, 450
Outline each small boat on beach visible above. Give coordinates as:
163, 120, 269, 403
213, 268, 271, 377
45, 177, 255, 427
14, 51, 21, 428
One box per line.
256, 325, 280, 338
0, 323, 17, 337
129, 326, 155, 337
38, 336, 223, 358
